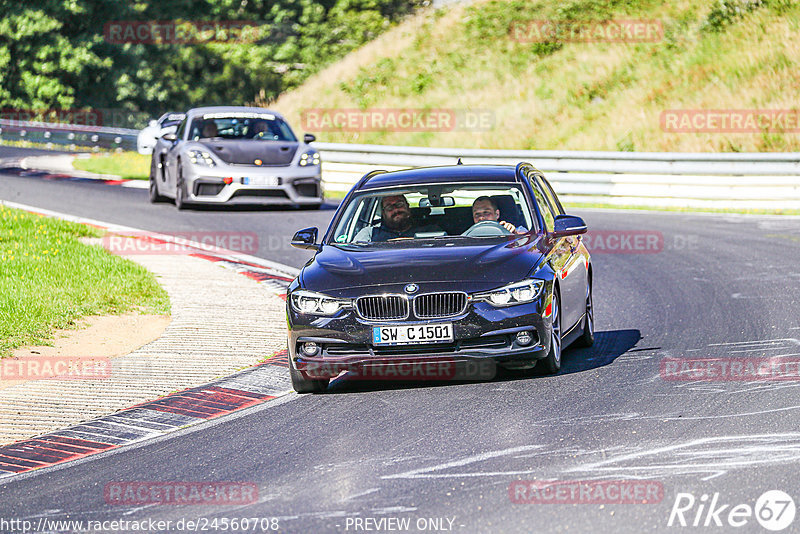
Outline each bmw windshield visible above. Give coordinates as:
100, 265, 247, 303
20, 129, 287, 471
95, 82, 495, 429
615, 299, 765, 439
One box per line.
330, 183, 535, 246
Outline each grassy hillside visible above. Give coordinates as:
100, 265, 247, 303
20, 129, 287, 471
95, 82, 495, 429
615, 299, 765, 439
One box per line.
271, 0, 800, 151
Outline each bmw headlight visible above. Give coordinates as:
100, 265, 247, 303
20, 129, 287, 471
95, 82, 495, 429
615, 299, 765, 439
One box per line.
298, 150, 320, 167
473, 279, 544, 307
290, 289, 349, 315
188, 150, 216, 167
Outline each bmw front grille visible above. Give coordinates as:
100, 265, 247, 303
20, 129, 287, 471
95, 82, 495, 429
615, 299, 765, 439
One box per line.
356, 295, 409, 320
355, 292, 467, 320
413, 292, 468, 319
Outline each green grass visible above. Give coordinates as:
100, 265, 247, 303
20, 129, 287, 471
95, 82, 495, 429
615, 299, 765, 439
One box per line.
0, 139, 117, 153
0, 206, 170, 356
275, 0, 800, 152
73, 152, 151, 180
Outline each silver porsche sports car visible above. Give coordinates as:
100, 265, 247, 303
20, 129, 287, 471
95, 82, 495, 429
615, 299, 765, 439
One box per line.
149, 106, 322, 209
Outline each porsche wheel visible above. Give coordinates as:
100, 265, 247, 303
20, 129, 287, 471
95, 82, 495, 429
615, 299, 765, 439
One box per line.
175, 163, 187, 210
149, 161, 166, 203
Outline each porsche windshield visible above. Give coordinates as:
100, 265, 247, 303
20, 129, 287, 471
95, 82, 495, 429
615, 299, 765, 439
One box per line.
189, 113, 297, 141
330, 183, 534, 246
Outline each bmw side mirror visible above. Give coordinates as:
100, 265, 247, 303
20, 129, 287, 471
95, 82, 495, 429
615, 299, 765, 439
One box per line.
551, 214, 587, 238
304, 133, 316, 144
162, 132, 177, 142
291, 227, 321, 251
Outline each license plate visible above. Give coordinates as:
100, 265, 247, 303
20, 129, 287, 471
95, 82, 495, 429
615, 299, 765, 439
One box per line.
242, 176, 278, 186
373, 324, 454, 345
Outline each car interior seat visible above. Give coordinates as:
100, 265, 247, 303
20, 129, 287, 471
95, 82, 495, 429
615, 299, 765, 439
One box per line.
441, 206, 475, 235
491, 195, 525, 228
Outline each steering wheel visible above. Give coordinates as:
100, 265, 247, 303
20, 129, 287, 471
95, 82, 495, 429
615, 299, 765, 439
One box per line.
461, 220, 511, 237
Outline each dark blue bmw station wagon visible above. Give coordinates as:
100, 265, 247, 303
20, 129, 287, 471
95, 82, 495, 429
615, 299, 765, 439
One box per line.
287, 163, 593, 392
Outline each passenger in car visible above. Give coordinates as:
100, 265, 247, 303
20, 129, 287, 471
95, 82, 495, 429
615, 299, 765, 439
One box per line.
471, 196, 527, 234
201, 121, 218, 139
354, 194, 443, 242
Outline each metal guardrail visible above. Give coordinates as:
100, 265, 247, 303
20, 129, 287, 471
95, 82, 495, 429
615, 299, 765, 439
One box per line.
314, 142, 800, 208
314, 142, 800, 175
1, 120, 797, 208
0, 119, 138, 152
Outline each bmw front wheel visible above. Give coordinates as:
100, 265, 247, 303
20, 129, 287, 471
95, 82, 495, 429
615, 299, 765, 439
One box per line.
540, 291, 562, 374
288, 352, 329, 393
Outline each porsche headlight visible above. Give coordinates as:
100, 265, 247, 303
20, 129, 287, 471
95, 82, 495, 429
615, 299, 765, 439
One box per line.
188, 150, 216, 167
473, 279, 544, 307
290, 289, 349, 315
298, 150, 320, 167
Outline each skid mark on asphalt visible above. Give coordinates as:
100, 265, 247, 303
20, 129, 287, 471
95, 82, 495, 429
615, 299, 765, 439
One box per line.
651, 337, 800, 395
342, 488, 381, 501
381, 446, 544, 480
374, 434, 800, 485
530, 412, 646, 427
565, 433, 800, 481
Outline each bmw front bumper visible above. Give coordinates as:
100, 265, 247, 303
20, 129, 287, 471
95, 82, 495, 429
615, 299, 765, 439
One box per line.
287, 291, 555, 381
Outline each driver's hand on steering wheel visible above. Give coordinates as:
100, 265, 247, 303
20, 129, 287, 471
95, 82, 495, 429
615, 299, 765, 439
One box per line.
499, 221, 516, 233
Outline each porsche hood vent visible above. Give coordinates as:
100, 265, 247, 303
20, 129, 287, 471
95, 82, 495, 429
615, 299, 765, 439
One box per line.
202, 140, 298, 166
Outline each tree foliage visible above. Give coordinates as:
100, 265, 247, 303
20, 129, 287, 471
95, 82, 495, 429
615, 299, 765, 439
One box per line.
0, 0, 421, 125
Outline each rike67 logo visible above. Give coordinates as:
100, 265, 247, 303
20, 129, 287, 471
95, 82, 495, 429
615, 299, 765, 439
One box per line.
668, 490, 796, 531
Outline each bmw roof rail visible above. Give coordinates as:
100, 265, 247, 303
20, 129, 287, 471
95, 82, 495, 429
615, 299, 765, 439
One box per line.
355, 169, 389, 189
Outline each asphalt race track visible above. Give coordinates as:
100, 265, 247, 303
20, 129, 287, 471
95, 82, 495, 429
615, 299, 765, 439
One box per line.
2, 149, 800, 533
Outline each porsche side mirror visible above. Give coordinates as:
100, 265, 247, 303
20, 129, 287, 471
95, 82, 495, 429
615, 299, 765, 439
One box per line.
551, 214, 587, 238
162, 132, 177, 142
291, 227, 321, 251
304, 133, 316, 144
157, 125, 177, 139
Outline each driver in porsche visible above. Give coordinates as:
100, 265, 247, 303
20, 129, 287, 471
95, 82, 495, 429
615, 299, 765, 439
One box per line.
471, 196, 527, 234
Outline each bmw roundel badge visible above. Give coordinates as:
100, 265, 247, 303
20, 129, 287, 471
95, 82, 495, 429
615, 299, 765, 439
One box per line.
404, 283, 418, 294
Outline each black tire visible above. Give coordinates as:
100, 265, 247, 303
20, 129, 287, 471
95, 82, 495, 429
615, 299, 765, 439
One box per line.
148, 160, 166, 203
539, 291, 562, 374
576, 281, 595, 348
289, 355, 329, 393
175, 163, 187, 210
